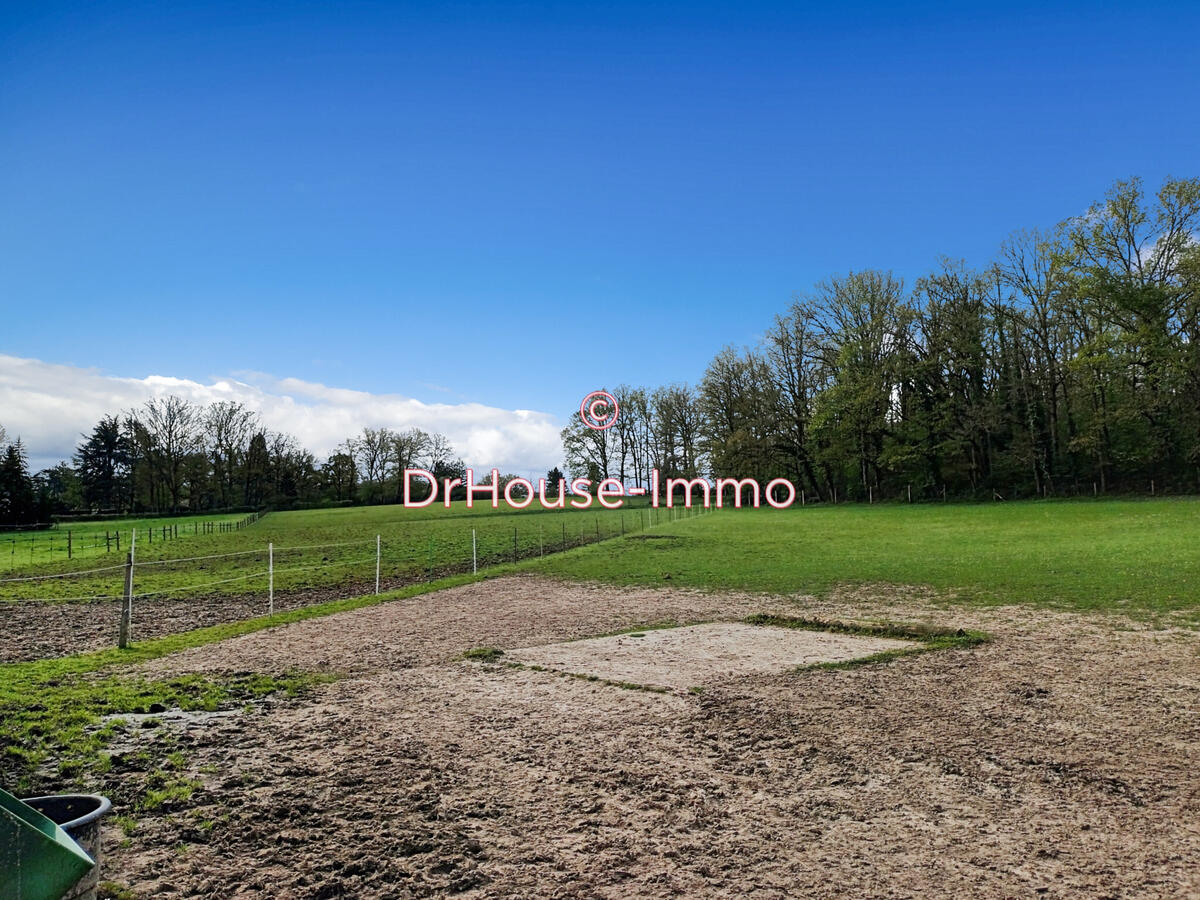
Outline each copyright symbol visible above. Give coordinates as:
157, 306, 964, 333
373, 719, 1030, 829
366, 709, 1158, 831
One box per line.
580, 391, 619, 431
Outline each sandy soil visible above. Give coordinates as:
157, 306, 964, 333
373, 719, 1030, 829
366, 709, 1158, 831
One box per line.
506, 622, 913, 691
93, 575, 1199, 898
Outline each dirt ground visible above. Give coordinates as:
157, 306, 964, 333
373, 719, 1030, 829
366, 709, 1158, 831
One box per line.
0, 575, 424, 663
506, 622, 914, 691
97, 575, 1198, 898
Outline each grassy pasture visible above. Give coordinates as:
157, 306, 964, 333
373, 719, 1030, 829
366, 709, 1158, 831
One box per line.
0, 500, 667, 602
0, 513, 250, 569
6, 498, 1196, 620
523, 497, 1200, 623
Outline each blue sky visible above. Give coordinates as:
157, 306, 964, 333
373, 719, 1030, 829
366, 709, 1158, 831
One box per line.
2, 0, 1199, 450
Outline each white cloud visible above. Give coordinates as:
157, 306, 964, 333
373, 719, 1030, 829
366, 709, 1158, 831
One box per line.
0, 354, 564, 475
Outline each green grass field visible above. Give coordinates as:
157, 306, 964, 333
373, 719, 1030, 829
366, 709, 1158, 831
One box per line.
0, 501, 666, 602
523, 497, 1200, 623
5, 498, 1197, 622
0, 512, 252, 569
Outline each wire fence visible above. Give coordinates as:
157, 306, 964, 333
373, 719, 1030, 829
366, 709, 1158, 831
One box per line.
0, 512, 265, 570
0, 504, 711, 653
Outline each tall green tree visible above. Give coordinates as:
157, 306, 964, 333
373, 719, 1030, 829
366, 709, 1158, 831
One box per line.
75, 416, 133, 512
0, 440, 37, 526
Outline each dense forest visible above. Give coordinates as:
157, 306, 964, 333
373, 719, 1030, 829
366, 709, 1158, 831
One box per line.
562, 177, 1200, 501
4, 176, 1197, 524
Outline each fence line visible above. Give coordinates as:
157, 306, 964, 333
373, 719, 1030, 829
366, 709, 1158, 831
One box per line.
15, 592, 124, 603
271, 539, 376, 553
2, 511, 268, 570
270, 555, 379, 577
0, 563, 130, 583
1, 537, 370, 579
4, 505, 711, 572
135, 548, 267, 567
132, 570, 271, 599
4, 504, 715, 650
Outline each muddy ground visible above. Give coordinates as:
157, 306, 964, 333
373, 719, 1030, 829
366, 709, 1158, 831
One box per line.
0, 575, 431, 663
87, 576, 1200, 897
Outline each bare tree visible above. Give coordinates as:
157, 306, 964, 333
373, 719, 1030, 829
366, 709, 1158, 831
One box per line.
389, 428, 430, 502
135, 395, 202, 511
561, 397, 618, 482
424, 433, 459, 476
204, 400, 259, 508
352, 427, 393, 503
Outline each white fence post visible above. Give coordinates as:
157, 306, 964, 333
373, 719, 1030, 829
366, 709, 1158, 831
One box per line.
472, 529, 477, 574
375, 534, 381, 595
268, 542, 274, 615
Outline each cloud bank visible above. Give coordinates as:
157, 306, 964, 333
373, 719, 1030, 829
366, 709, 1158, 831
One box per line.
0, 354, 564, 476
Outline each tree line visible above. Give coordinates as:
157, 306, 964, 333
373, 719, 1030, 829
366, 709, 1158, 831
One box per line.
0, 399, 490, 524
0, 424, 53, 527
6, 175, 1196, 524
562, 177, 1200, 501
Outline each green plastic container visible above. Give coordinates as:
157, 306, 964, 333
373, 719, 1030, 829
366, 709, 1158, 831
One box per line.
0, 787, 95, 900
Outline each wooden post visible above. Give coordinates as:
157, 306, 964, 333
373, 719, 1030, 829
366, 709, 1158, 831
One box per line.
67, 530, 72, 559
268, 542, 274, 615
472, 529, 477, 574
908, 484, 912, 503
118, 529, 136, 649
118, 551, 133, 649
267, 542, 274, 619
513, 526, 518, 560
562, 522, 566, 551
375, 535, 381, 594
